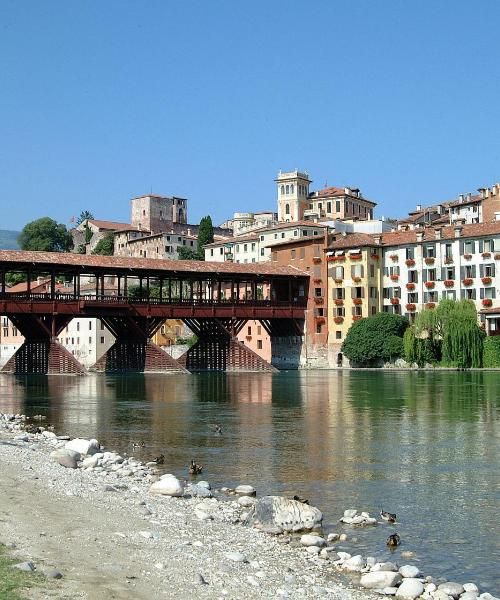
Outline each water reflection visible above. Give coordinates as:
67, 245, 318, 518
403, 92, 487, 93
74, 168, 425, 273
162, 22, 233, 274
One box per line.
0, 371, 498, 592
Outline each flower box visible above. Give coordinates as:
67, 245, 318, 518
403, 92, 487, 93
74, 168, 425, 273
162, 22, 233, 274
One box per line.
350, 254, 362, 260
482, 276, 492, 285
495, 254, 500, 260
352, 315, 362, 321
313, 257, 322, 264
334, 299, 344, 306
371, 254, 380, 260
482, 298, 493, 307
462, 278, 473, 286
463, 254, 472, 260
390, 298, 400, 305
405, 259, 415, 266
482, 252, 491, 259
315, 316, 326, 324
390, 274, 399, 281
390, 254, 398, 262
424, 281, 435, 289
313, 278, 322, 284
313, 297, 324, 304
330, 255, 345, 262
406, 283, 415, 290
444, 279, 454, 287
425, 257, 435, 265
334, 316, 344, 324
352, 276, 361, 283
406, 303, 416, 312
426, 302, 436, 309
444, 257, 454, 264
353, 298, 362, 306
326, 256, 336, 262
334, 278, 343, 284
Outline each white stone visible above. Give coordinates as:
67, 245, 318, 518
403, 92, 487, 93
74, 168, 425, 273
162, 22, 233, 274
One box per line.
225, 551, 247, 563
149, 477, 184, 497
50, 448, 80, 469
395, 578, 425, 599
463, 585, 479, 594
306, 546, 321, 555
338, 533, 348, 541
42, 430, 57, 439
438, 583, 465, 598
65, 438, 99, 456
343, 554, 365, 572
82, 455, 99, 469
336, 552, 351, 562
238, 496, 256, 508
372, 562, 399, 572
14, 434, 29, 441
300, 534, 326, 547
343, 509, 357, 518
399, 565, 421, 578
461, 593, 479, 600
327, 533, 340, 543
235, 485, 255, 497
194, 509, 211, 521
360, 572, 403, 590
160, 473, 178, 480
425, 583, 437, 593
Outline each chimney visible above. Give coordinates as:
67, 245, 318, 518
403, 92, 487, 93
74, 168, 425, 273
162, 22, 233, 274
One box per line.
374, 235, 382, 245
467, 192, 472, 200
459, 194, 464, 203
344, 187, 350, 195
478, 187, 487, 199
437, 204, 443, 215
187, 228, 191, 236
416, 231, 424, 243
435, 228, 442, 240
341, 231, 347, 238
454, 225, 462, 238
416, 204, 422, 211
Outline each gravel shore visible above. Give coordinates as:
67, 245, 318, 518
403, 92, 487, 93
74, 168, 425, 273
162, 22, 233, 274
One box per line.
0, 419, 367, 600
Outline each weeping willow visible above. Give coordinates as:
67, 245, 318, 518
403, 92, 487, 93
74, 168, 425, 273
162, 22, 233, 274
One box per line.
441, 300, 484, 368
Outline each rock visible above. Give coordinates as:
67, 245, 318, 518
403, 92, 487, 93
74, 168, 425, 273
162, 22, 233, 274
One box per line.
139, 531, 154, 539
140, 506, 152, 516
425, 583, 437, 593
438, 583, 465, 598
433, 591, 452, 600
336, 551, 351, 562
42, 430, 57, 439
360, 572, 403, 589
327, 533, 340, 543
305, 546, 321, 555
463, 585, 479, 594
47, 569, 63, 579
160, 473, 177, 480
104, 485, 120, 492
395, 578, 425, 599
461, 593, 479, 600
235, 485, 256, 497
14, 434, 29, 441
13, 561, 36, 572
344, 509, 357, 518
197, 481, 211, 489
300, 534, 326, 547
149, 477, 184, 497
51, 448, 80, 469
339, 533, 348, 541
249, 496, 322, 533
372, 562, 399, 572
319, 548, 338, 559
343, 554, 365, 572
196, 574, 208, 585
225, 551, 247, 563
380, 588, 399, 596
65, 438, 99, 456
238, 496, 255, 508
399, 565, 421, 578
194, 509, 212, 521
82, 455, 99, 469
401, 551, 415, 558
188, 484, 212, 498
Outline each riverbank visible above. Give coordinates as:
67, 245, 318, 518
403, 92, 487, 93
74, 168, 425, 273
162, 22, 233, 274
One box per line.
0, 417, 368, 600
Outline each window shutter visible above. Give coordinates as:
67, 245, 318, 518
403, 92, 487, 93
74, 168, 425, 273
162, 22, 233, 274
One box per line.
472, 289, 476, 300
493, 288, 497, 299
480, 288, 484, 299
361, 287, 365, 298
351, 287, 355, 299
360, 265, 364, 277
460, 290, 465, 299
472, 265, 476, 277
460, 266, 465, 279
471, 241, 476, 254
441, 267, 446, 280
459, 241, 464, 254
479, 240, 483, 253
480, 264, 484, 277
492, 264, 496, 277
423, 270, 428, 283
384, 267, 388, 276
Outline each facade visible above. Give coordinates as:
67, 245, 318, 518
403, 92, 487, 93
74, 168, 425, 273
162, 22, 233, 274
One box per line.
115, 229, 198, 259
72, 219, 132, 254
326, 220, 500, 365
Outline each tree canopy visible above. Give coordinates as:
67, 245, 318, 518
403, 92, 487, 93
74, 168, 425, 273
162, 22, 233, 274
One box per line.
341, 312, 409, 366
76, 210, 94, 225
91, 232, 114, 256
196, 216, 214, 258
18, 217, 73, 252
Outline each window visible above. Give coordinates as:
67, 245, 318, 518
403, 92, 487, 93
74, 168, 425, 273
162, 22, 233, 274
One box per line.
244, 244, 247, 252
300, 248, 305, 259
257, 326, 262, 335
286, 185, 289, 194
463, 240, 475, 254
210, 249, 214, 256
484, 263, 495, 277
408, 292, 418, 303
334, 266, 344, 279
423, 244, 436, 258
405, 247, 414, 260
89, 337, 92, 344
220, 248, 223, 255
334, 288, 345, 299
463, 264, 476, 278
327, 202, 331, 213
369, 287, 377, 298
408, 270, 418, 283
281, 185, 285, 195
336, 200, 341, 212
290, 184, 294, 194
318, 203, 322, 210
336, 331, 342, 339
370, 264, 375, 277
335, 307, 345, 317
251, 243, 256, 251
424, 291, 438, 302
260, 248, 264, 256
100, 336, 105, 343
442, 290, 456, 300
461, 288, 476, 300
351, 264, 364, 278
443, 266, 455, 280
424, 268, 436, 282
285, 203, 290, 215
101, 321, 105, 330
444, 243, 453, 258
291, 249, 296, 259
316, 322, 322, 333
352, 286, 364, 299
247, 326, 252, 335
257, 340, 263, 349
314, 288, 323, 297
352, 305, 362, 317
76, 322, 80, 332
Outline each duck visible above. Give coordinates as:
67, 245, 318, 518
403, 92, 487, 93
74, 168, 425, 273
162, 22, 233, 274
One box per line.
214, 424, 223, 436
386, 533, 401, 548
380, 510, 397, 523
131, 441, 146, 449
189, 459, 203, 475
292, 495, 309, 505
153, 453, 165, 465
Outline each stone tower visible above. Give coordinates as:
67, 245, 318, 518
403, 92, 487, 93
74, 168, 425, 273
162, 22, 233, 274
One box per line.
131, 195, 188, 233
276, 170, 312, 222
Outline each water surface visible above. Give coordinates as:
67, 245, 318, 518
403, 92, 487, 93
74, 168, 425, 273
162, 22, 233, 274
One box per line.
0, 371, 498, 592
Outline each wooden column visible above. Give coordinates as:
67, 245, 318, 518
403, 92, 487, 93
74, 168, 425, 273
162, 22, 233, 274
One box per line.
50, 271, 56, 300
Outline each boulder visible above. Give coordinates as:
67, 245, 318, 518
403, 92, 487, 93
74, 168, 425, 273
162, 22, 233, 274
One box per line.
235, 485, 256, 497
360, 572, 403, 589
50, 448, 80, 469
82, 455, 99, 469
463, 585, 479, 594
300, 534, 326, 547
395, 578, 424, 599
65, 438, 99, 456
343, 554, 365, 572
438, 583, 465, 598
149, 477, 184, 497
399, 565, 421, 578
248, 495, 322, 533
41, 430, 57, 439
461, 593, 479, 600
372, 562, 399, 572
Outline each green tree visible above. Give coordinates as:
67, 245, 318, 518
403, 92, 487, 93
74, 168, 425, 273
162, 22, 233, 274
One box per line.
483, 337, 500, 368
18, 217, 73, 252
196, 215, 214, 259
76, 210, 94, 225
91, 232, 114, 256
177, 246, 199, 260
341, 312, 409, 366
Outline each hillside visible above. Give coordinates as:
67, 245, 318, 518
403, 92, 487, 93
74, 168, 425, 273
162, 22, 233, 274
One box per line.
0, 230, 20, 249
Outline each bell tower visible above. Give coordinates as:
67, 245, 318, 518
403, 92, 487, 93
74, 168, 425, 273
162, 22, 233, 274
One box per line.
276, 170, 312, 222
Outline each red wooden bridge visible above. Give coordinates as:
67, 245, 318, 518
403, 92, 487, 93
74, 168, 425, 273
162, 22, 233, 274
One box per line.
0, 251, 309, 374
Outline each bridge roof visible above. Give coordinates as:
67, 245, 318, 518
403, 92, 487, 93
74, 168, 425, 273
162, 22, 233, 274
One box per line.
0, 250, 308, 279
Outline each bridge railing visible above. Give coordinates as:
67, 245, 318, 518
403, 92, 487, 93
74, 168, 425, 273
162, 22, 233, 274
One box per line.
0, 292, 308, 308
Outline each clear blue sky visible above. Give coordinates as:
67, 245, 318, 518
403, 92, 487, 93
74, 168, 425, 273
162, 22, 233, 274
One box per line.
1, 0, 499, 230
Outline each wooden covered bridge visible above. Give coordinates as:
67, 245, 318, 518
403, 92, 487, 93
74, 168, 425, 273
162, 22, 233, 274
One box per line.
0, 250, 309, 374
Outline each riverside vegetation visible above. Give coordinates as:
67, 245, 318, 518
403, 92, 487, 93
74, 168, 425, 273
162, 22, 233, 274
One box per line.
1, 411, 497, 600
341, 299, 497, 368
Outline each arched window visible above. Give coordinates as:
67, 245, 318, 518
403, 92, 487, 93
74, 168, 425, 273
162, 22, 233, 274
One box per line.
290, 184, 294, 194
285, 203, 290, 215
281, 185, 285, 195
286, 185, 289, 194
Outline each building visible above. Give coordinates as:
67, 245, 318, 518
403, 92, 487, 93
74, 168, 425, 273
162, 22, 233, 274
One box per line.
326, 220, 500, 365
72, 219, 132, 254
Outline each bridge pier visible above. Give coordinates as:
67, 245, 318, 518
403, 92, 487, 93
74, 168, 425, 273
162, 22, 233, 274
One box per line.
178, 318, 278, 372
1, 315, 86, 375
89, 316, 188, 374
261, 318, 305, 370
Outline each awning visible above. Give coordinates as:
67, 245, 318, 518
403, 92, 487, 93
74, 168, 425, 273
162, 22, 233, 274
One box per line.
348, 248, 361, 254
335, 250, 345, 256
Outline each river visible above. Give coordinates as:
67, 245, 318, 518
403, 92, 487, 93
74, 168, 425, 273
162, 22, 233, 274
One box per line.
0, 370, 498, 592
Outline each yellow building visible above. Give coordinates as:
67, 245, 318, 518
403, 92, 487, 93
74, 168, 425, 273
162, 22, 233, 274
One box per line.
152, 319, 188, 348
326, 233, 383, 366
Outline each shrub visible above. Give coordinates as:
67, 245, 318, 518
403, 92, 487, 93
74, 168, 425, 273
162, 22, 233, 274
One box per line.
483, 337, 500, 368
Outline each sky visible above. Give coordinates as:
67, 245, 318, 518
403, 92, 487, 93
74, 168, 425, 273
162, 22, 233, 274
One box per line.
1, 0, 500, 231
